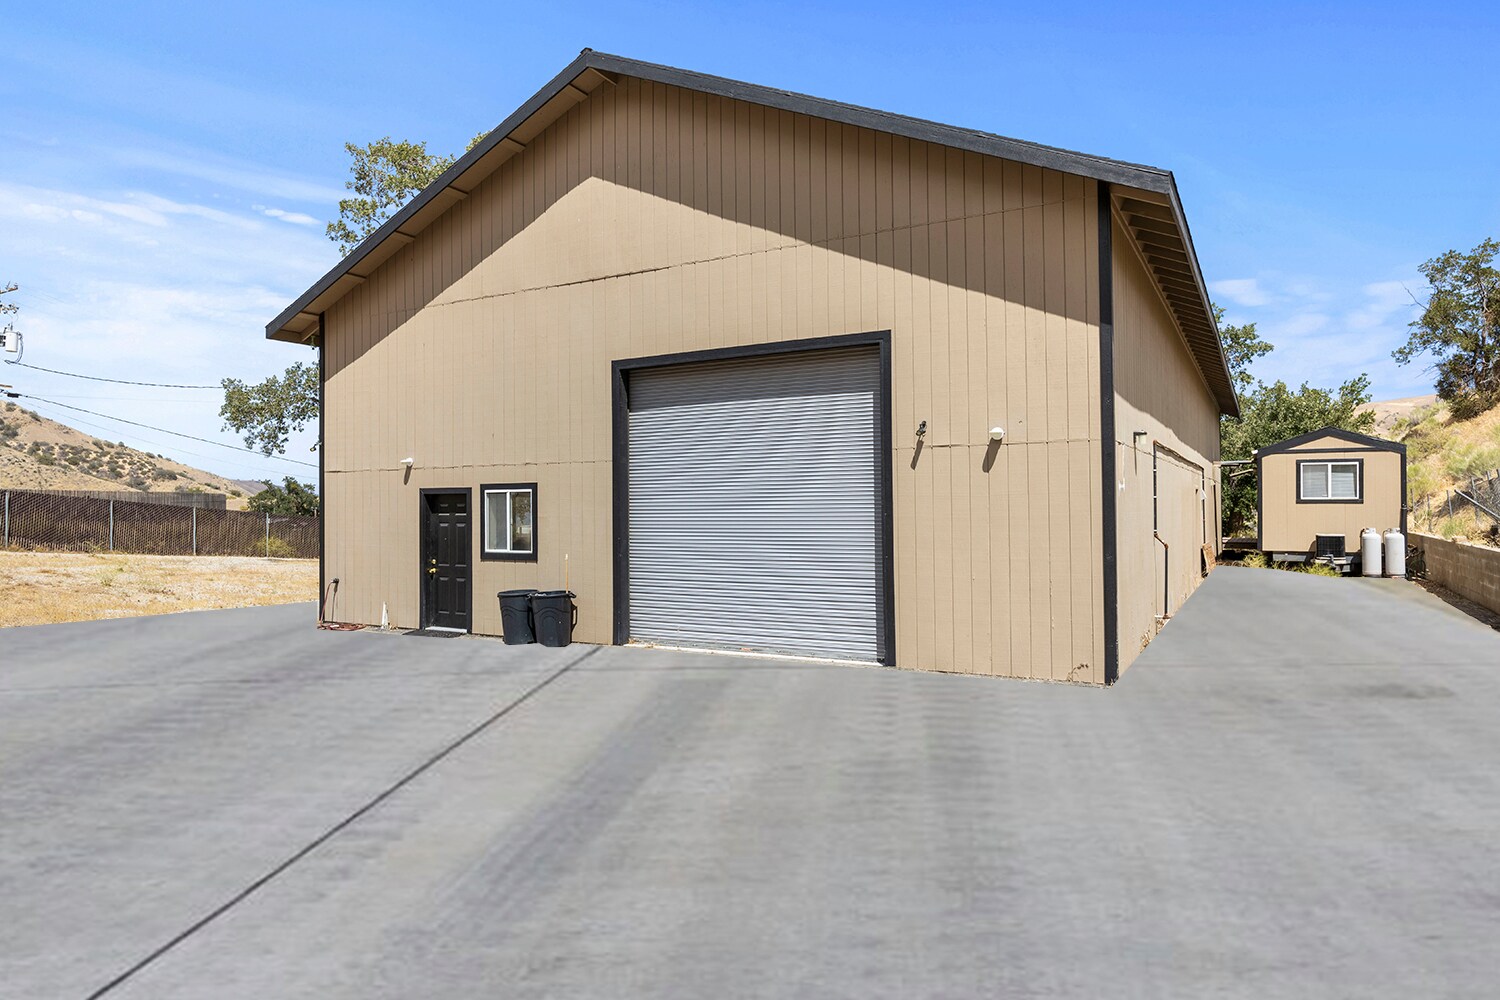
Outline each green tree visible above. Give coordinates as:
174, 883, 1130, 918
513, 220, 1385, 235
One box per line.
1214, 304, 1273, 394
247, 477, 321, 517
220, 363, 319, 456
226, 132, 489, 448
1392, 238, 1500, 419
1214, 305, 1375, 537
325, 133, 488, 255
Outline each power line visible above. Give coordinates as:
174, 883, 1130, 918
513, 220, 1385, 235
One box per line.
15, 394, 318, 469
2, 360, 222, 389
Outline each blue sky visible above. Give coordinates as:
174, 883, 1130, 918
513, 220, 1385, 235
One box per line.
4, 1, 1497, 482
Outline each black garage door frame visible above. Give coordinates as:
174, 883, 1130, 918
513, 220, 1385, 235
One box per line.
610, 329, 896, 666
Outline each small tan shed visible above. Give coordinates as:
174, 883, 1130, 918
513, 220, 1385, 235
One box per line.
1256, 427, 1406, 563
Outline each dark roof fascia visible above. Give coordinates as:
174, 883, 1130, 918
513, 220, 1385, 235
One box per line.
1255, 425, 1406, 459
1154, 176, 1239, 418
267, 49, 1227, 409
265, 50, 596, 340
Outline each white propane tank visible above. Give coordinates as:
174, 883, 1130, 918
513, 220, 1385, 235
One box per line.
1361, 527, 1383, 577
1383, 528, 1406, 578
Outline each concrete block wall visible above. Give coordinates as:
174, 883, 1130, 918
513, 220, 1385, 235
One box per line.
1410, 531, 1500, 615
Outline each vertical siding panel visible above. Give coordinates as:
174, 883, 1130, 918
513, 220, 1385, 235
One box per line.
930, 445, 956, 671
750, 103, 769, 256
809, 118, 827, 246
925, 142, 945, 228
983, 205, 1009, 676
839, 124, 857, 239
824, 121, 844, 243
965, 202, 992, 673
1043, 194, 1071, 680
948, 438, 973, 675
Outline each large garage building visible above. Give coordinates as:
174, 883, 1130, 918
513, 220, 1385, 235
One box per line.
267, 51, 1237, 683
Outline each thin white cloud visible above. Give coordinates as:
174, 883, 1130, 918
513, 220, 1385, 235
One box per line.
257, 206, 321, 226
112, 146, 347, 205
1208, 277, 1269, 307
0, 175, 333, 481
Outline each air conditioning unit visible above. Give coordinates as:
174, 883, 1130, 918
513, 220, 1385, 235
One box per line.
1315, 534, 1345, 559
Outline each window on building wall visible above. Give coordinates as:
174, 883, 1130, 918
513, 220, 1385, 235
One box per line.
1298, 461, 1360, 501
481, 484, 537, 560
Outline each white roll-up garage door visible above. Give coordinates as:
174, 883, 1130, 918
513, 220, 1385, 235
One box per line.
626, 345, 885, 662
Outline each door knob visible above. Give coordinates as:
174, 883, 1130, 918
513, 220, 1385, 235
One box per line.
427, 566, 438, 575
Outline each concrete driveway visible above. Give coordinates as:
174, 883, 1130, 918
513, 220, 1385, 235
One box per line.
3, 567, 1498, 999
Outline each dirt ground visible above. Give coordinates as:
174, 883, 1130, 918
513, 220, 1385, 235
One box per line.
0, 550, 318, 628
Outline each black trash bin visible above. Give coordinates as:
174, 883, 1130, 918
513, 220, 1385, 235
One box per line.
498, 589, 538, 644
530, 590, 577, 647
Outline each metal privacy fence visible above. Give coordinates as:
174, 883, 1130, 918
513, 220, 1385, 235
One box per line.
0, 489, 318, 558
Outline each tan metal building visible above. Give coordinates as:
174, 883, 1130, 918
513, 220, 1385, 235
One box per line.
267, 51, 1237, 683
1256, 427, 1406, 563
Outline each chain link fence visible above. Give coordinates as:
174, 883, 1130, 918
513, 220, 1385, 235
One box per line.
1, 488, 318, 558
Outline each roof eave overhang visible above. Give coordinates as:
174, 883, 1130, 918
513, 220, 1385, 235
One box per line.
1107, 177, 1239, 417
267, 50, 1239, 417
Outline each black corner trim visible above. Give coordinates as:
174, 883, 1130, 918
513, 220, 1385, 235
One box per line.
611, 331, 896, 666
611, 362, 630, 646
317, 312, 326, 621
1098, 181, 1119, 686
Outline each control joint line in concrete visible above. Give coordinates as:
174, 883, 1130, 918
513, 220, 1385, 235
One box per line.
83, 646, 600, 1000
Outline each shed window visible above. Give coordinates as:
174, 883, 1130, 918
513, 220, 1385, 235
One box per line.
481, 484, 536, 560
1299, 461, 1360, 501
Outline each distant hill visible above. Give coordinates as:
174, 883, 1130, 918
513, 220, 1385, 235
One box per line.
1377, 394, 1500, 541
1359, 394, 1438, 435
0, 401, 262, 509
229, 478, 273, 497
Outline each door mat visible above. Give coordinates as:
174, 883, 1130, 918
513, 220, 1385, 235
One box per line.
403, 629, 466, 638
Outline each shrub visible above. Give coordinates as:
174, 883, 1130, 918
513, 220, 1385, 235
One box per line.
1402, 417, 1451, 463
1438, 517, 1464, 539
1444, 442, 1500, 480
1302, 562, 1341, 578
246, 536, 298, 558
34, 452, 55, 466
1243, 551, 1270, 569
1408, 463, 1440, 504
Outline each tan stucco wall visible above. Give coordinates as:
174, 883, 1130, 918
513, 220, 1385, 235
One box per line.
1259, 440, 1403, 554
1110, 215, 1222, 674
321, 76, 1109, 680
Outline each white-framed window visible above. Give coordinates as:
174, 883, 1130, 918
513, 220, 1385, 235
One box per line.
480, 483, 536, 560
1298, 460, 1360, 501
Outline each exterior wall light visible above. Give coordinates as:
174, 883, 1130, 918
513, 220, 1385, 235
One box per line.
989, 426, 1005, 442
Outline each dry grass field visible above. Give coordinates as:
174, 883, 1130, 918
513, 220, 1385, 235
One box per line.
0, 551, 318, 628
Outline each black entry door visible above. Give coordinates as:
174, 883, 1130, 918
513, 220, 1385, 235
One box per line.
421, 490, 471, 630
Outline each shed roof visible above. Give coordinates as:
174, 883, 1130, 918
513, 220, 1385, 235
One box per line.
1255, 426, 1407, 458
267, 49, 1237, 415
